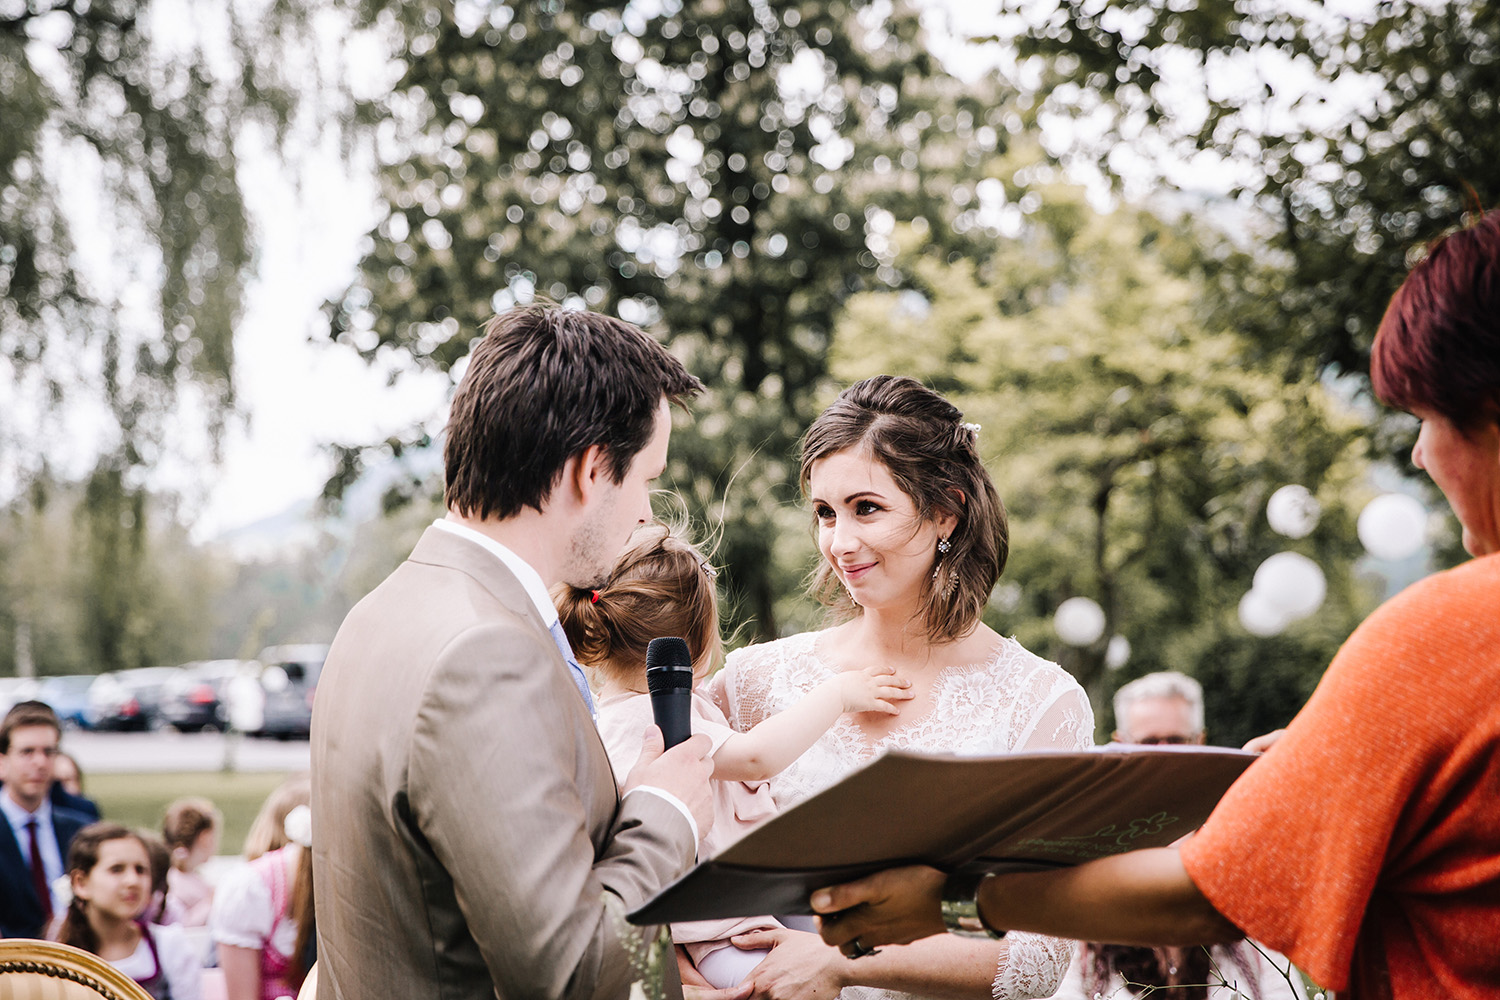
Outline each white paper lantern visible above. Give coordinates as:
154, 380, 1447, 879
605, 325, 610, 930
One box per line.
1054, 596, 1106, 646
1266, 484, 1322, 539
1252, 551, 1327, 620
1357, 493, 1428, 561
1105, 635, 1131, 670
1238, 589, 1291, 637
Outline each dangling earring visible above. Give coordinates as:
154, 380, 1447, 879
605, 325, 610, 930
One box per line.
933, 534, 957, 600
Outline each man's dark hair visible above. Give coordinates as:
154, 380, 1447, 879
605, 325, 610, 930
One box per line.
444, 305, 702, 520
1, 700, 62, 753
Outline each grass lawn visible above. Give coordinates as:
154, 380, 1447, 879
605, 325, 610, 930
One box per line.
86, 770, 294, 856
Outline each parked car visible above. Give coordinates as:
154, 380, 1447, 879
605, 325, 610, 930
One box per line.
35, 674, 97, 729
157, 659, 254, 732
86, 666, 181, 731
254, 644, 329, 740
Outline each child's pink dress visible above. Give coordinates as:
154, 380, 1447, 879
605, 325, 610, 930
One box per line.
595, 689, 782, 975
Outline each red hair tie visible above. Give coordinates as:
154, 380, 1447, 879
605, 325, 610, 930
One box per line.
590, 590, 601, 604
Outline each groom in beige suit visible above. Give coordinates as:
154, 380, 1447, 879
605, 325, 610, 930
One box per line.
312, 305, 719, 999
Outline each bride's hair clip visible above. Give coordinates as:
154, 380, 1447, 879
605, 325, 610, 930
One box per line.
961, 421, 981, 438
700, 559, 718, 579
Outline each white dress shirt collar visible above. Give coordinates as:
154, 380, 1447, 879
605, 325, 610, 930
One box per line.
430, 518, 559, 627
0, 786, 50, 831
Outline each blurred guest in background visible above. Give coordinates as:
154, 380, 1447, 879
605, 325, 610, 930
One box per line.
812, 210, 1500, 1000
141, 832, 173, 925
51, 750, 102, 821
241, 773, 309, 862
163, 796, 222, 928
1046, 671, 1301, 1000
51, 751, 85, 797
1111, 671, 1207, 746
55, 822, 202, 1000
211, 775, 315, 1000
0, 701, 93, 937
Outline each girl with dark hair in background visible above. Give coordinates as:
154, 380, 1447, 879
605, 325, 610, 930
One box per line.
55, 822, 203, 1000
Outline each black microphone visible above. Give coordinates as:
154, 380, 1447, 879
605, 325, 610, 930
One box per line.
645, 636, 694, 749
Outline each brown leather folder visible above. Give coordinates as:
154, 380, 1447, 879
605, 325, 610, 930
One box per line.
628, 744, 1257, 925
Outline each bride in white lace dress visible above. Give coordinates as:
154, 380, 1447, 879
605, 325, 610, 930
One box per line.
704, 376, 1093, 1000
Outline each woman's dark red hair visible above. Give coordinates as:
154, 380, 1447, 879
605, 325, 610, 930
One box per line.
1370, 210, 1500, 429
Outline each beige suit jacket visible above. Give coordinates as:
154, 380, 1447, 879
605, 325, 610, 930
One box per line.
311, 526, 695, 999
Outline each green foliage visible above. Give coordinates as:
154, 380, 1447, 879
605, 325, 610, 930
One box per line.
830, 189, 1381, 742
0, 472, 224, 675
0, 0, 332, 493
330, 0, 1041, 638
997, 0, 1500, 388
0, 456, 440, 678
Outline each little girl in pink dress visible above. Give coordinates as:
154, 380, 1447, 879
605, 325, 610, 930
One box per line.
556, 522, 911, 989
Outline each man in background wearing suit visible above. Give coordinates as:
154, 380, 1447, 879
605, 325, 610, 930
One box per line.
312, 305, 719, 999
1, 701, 92, 937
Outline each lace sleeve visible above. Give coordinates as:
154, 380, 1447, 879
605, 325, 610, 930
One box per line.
1011, 675, 1095, 753
991, 662, 1089, 999
716, 640, 800, 733
992, 930, 1074, 1000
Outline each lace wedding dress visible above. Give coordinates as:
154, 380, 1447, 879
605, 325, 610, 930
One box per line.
708, 630, 1095, 1000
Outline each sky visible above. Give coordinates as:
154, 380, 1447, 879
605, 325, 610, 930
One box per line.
185, 138, 450, 539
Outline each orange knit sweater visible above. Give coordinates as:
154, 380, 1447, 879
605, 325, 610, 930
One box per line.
1181, 552, 1500, 999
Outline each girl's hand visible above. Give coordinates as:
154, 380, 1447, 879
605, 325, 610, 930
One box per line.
730, 927, 848, 1000
837, 665, 912, 715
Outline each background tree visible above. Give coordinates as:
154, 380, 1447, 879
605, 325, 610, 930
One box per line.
0, 0, 351, 673
828, 183, 1380, 745
329, 0, 1047, 638
0, 0, 333, 488
0, 474, 225, 676
994, 0, 1499, 395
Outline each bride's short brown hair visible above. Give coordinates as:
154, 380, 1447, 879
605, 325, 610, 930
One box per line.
799, 375, 1008, 643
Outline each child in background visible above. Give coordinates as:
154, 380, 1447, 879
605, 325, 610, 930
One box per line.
163, 797, 222, 927
210, 775, 315, 1000
555, 522, 912, 988
141, 832, 173, 925
54, 822, 203, 1000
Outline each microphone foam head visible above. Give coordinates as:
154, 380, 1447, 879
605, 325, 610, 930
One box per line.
645, 636, 692, 671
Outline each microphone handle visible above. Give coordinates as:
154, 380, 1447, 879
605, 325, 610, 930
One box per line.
649, 686, 693, 749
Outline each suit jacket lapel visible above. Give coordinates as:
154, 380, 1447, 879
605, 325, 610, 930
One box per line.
406, 526, 605, 733
0, 811, 41, 910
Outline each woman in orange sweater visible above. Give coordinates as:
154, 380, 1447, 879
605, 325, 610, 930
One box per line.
809, 210, 1500, 1000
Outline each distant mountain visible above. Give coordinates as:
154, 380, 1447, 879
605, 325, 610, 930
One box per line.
212, 443, 442, 561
